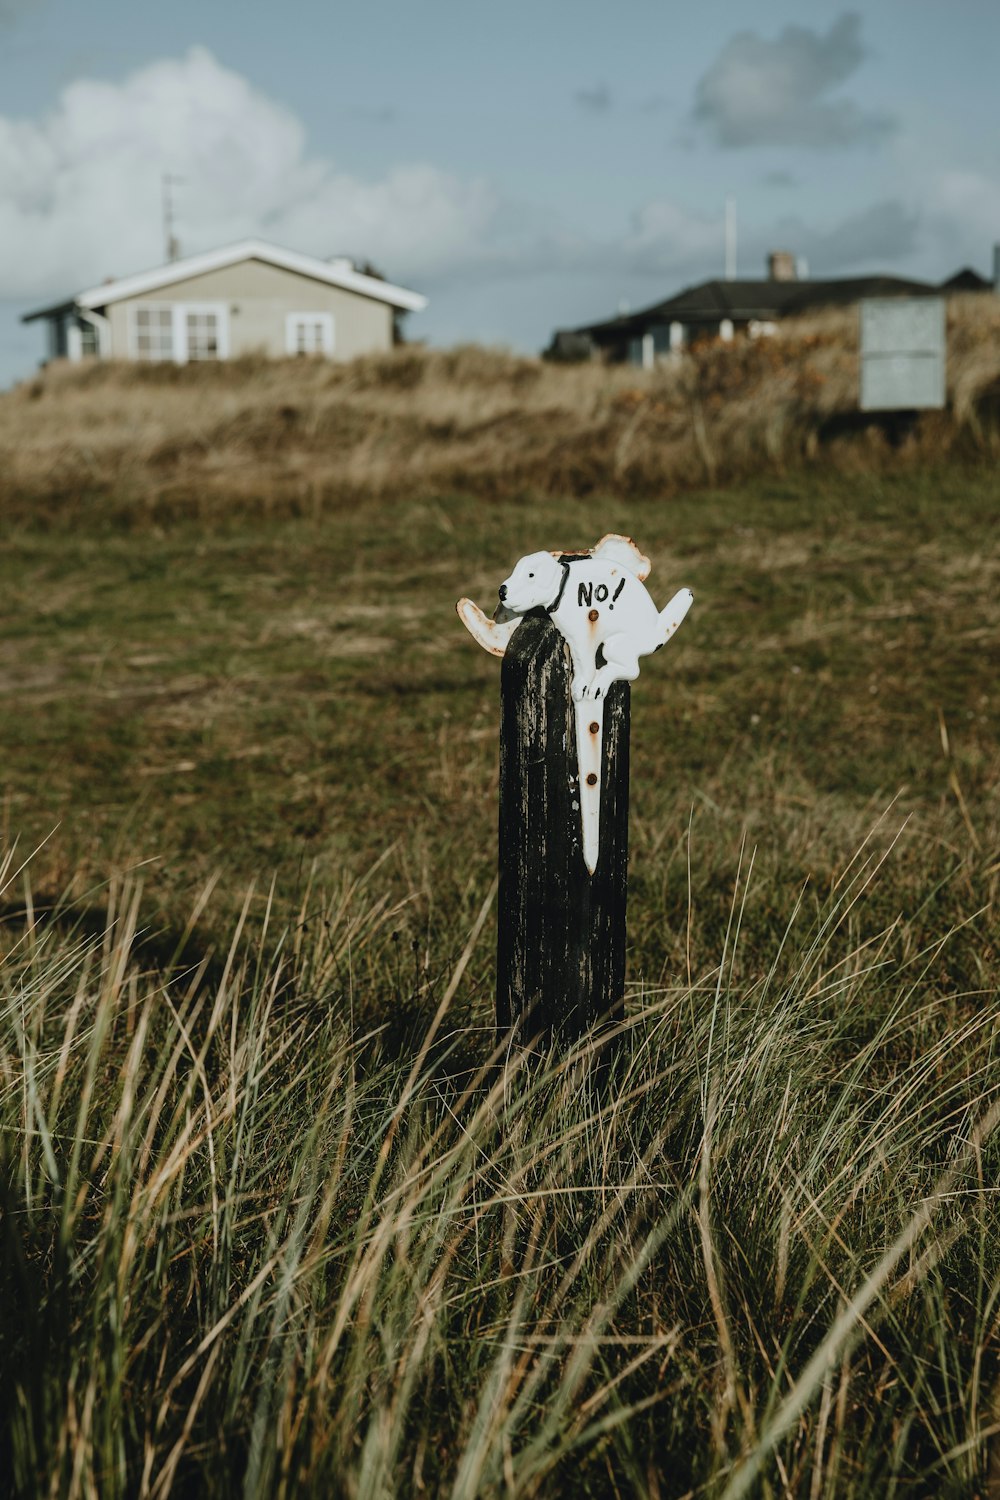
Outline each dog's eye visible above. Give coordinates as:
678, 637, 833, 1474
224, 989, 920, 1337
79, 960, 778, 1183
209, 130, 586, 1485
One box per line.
528, 572, 534, 578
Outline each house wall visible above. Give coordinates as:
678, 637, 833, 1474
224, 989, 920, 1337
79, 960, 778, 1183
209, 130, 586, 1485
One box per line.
104, 258, 395, 360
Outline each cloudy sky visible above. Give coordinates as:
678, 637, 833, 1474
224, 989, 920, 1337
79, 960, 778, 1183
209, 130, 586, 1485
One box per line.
1, 1, 997, 385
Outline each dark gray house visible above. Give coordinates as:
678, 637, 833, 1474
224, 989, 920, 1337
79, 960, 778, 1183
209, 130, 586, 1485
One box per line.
547, 251, 994, 366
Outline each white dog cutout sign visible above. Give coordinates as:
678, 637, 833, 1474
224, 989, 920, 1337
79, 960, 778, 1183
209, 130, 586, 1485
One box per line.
457, 534, 693, 873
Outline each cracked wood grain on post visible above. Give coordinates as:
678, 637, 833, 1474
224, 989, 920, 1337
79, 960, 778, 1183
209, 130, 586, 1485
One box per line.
496, 613, 629, 1047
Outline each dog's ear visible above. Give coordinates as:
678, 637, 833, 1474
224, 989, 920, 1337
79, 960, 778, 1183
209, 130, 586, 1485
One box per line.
593, 534, 651, 580
523, 551, 563, 582
517, 550, 559, 572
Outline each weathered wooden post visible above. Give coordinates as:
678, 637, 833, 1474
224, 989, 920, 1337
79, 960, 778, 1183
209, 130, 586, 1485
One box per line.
457, 535, 692, 1051
494, 614, 630, 1043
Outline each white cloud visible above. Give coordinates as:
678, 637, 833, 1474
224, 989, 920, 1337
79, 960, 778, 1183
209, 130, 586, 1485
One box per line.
923, 168, 1000, 267
763, 170, 798, 189
0, 46, 498, 299
622, 199, 724, 276
0, 0, 39, 20
692, 12, 893, 149
791, 200, 920, 271
614, 195, 921, 285
574, 84, 612, 115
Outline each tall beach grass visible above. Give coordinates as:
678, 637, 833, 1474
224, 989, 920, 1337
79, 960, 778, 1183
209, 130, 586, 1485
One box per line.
2, 822, 998, 1498
3, 295, 1000, 528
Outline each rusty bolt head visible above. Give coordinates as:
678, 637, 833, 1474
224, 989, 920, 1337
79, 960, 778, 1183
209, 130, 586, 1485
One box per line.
586, 772, 598, 786
588, 608, 599, 622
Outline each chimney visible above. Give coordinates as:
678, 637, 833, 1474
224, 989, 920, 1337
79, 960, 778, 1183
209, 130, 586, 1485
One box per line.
767, 250, 798, 282
993, 242, 1000, 293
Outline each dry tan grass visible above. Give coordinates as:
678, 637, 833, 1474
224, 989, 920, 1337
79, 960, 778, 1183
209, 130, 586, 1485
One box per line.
2, 295, 999, 524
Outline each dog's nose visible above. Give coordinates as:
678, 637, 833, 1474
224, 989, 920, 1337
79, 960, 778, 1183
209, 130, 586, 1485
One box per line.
498, 584, 508, 600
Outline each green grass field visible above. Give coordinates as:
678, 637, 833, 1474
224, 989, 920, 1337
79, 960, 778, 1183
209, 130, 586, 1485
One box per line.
1, 460, 998, 1496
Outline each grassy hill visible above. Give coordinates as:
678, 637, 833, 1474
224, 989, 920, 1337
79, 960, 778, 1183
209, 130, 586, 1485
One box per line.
0, 333, 998, 1494
2, 294, 999, 527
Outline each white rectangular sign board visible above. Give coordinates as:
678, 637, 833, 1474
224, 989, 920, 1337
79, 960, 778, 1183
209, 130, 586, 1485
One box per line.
860, 297, 945, 412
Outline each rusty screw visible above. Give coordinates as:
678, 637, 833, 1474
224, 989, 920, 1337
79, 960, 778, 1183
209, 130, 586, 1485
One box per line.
589, 721, 599, 734
588, 609, 599, 622
586, 772, 598, 786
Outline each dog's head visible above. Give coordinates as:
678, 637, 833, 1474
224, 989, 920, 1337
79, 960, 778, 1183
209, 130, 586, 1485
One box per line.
497, 550, 564, 616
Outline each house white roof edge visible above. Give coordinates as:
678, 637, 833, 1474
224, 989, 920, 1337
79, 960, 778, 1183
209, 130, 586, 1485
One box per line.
65, 239, 427, 313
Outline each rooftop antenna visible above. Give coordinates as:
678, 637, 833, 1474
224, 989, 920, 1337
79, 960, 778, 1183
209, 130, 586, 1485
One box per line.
162, 173, 183, 263
725, 195, 737, 281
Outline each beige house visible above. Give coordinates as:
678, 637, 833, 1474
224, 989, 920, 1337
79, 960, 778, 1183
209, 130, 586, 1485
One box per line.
22, 240, 427, 365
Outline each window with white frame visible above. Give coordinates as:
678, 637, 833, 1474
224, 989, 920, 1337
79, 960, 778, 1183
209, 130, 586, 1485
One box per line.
286, 312, 334, 356
185, 308, 222, 360
134, 306, 175, 360
130, 303, 228, 362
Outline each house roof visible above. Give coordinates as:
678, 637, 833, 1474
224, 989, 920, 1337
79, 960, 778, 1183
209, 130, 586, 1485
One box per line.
22, 239, 428, 323
575, 273, 941, 341
940, 266, 993, 292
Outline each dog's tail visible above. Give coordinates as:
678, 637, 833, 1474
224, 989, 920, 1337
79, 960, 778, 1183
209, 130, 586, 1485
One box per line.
657, 588, 694, 647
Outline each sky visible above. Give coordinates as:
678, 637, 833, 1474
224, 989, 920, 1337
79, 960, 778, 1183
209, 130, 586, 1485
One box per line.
1, 0, 998, 386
